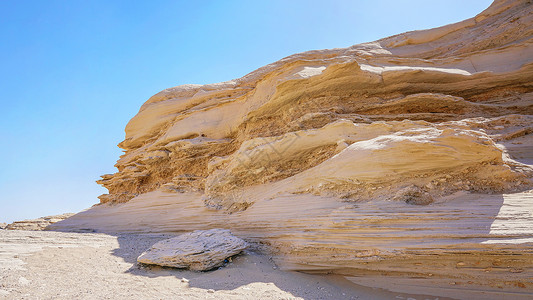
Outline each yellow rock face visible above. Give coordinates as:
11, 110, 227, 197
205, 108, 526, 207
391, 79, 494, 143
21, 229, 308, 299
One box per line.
53, 0, 533, 295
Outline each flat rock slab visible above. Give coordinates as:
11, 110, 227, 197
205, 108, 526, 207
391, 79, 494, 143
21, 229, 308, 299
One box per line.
137, 228, 248, 271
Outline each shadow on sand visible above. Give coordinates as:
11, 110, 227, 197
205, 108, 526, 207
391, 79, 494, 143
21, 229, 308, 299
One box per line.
107, 233, 453, 300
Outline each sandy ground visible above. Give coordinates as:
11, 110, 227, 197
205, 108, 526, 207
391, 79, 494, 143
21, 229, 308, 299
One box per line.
0, 230, 449, 300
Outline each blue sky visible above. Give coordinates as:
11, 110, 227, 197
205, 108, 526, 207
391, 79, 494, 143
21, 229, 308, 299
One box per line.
0, 0, 492, 223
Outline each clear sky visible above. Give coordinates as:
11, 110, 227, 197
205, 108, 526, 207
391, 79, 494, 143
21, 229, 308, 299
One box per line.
0, 0, 493, 223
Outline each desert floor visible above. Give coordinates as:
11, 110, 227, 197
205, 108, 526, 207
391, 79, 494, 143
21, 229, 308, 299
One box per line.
0, 230, 449, 300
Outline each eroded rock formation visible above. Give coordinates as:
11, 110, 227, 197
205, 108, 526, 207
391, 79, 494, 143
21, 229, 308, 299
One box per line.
52, 0, 533, 296
96, 0, 533, 207
6, 214, 74, 231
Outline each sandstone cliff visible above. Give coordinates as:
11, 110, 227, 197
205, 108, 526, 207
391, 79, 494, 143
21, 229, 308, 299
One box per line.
96, 0, 532, 207
52, 0, 533, 297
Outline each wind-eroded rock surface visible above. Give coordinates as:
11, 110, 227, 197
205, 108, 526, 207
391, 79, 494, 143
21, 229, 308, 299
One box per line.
96, 0, 533, 206
52, 0, 533, 297
6, 214, 74, 231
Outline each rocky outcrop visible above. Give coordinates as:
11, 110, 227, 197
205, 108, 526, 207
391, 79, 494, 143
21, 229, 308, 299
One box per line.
96, 0, 533, 206
51, 0, 533, 296
0, 223, 6, 230
137, 229, 248, 271
6, 214, 74, 231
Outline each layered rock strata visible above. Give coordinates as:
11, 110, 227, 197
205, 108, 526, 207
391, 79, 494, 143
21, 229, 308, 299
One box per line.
97, 0, 533, 206
52, 0, 533, 297
6, 214, 74, 231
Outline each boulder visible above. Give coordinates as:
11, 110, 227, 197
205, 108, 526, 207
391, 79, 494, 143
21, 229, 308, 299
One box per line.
137, 228, 248, 271
0, 222, 6, 230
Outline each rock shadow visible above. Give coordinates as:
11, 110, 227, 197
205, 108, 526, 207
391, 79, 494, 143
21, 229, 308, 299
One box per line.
109, 234, 449, 300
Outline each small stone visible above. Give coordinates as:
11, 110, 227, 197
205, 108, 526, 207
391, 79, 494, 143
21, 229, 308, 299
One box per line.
393, 185, 434, 205
18, 277, 30, 285
207, 289, 215, 293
